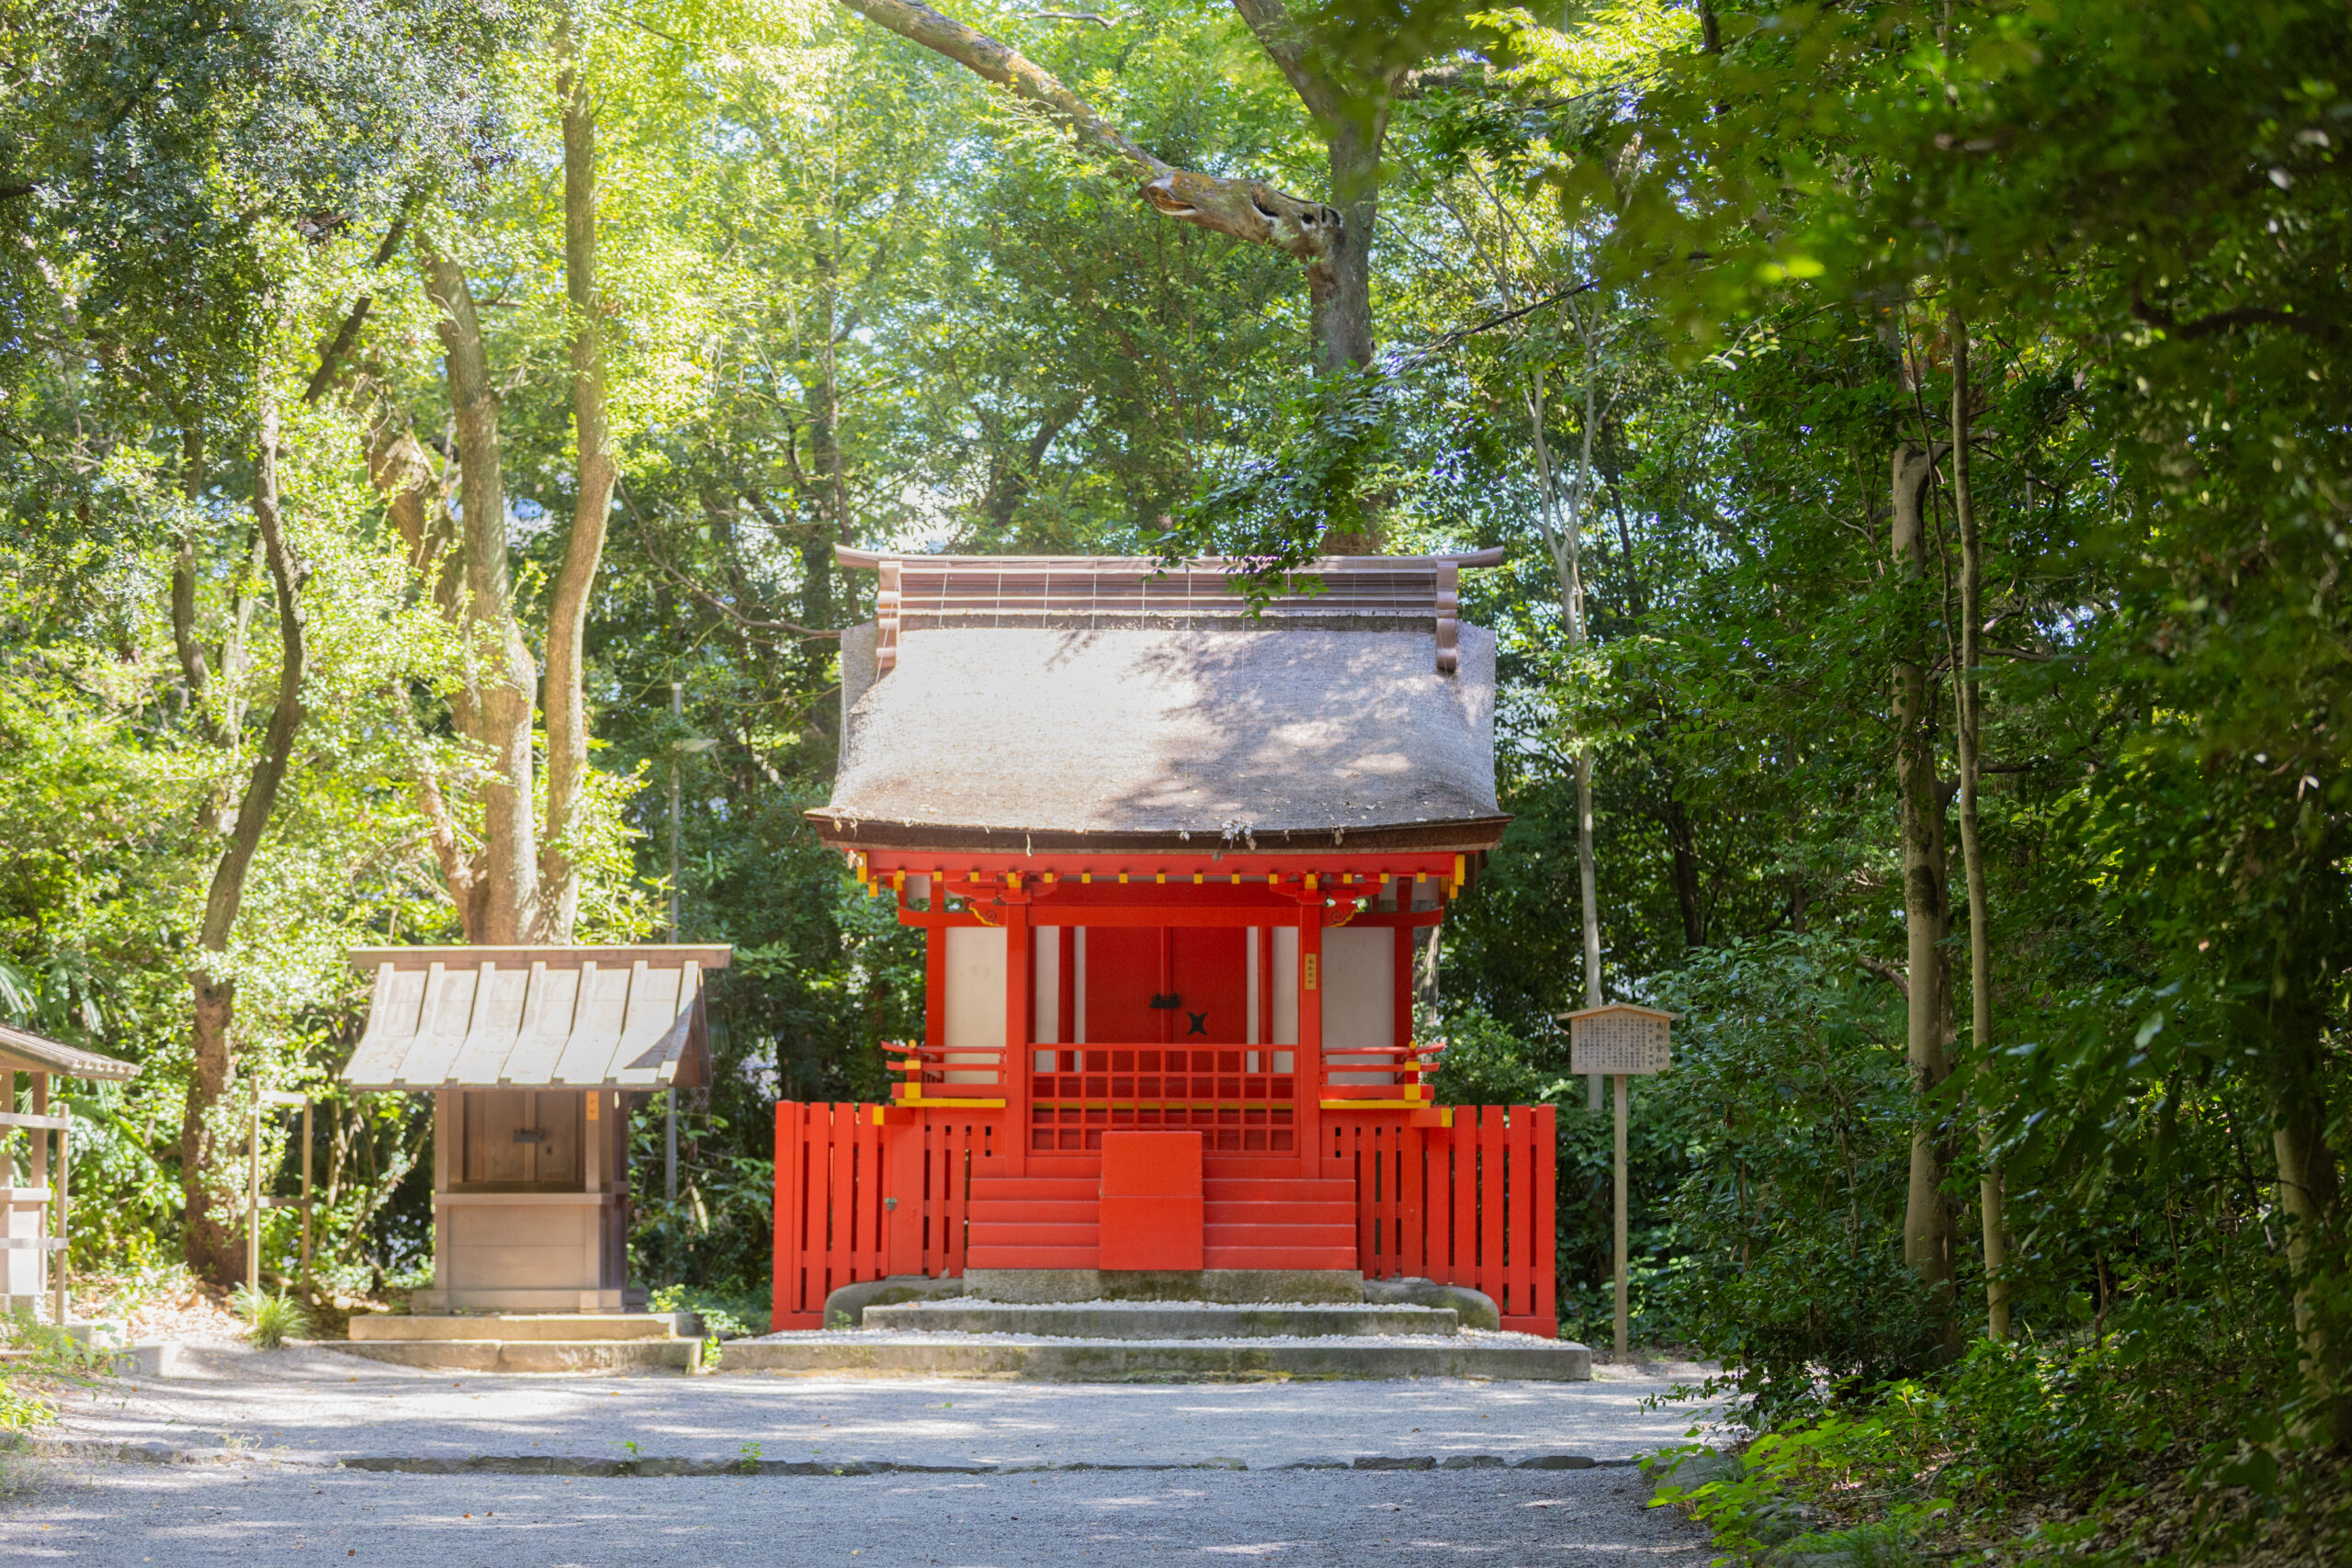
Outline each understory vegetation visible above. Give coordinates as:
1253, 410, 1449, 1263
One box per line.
2, 0, 2346, 1560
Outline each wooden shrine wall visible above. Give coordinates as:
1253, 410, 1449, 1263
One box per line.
772, 1100, 1556, 1337
1331, 1105, 1557, 1336
771, 1101, 1001, 1329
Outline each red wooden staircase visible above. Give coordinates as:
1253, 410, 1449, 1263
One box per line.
965, 1166, 1358, 1272
1205, 1177, 1356, 1270
967, 1174, 1101, 1269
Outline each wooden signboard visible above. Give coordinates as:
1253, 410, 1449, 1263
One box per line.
1565, 1004, 1674, 1076
1557, 1003, 1678, 1361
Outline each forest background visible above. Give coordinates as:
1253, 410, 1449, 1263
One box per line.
1, 0, 2346, 1561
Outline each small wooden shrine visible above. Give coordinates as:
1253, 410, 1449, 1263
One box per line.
775, 548, 1561, 1334
0, 1021, 138, 1322
344, 944, 728, 1313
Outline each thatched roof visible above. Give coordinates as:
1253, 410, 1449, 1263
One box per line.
0, 1021, 138, 1081
342, 946, 731, 1091
810, 550, 1509, 855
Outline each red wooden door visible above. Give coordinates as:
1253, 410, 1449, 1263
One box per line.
1083, 926, 1246, 1043
1083, 926, 1161, 1041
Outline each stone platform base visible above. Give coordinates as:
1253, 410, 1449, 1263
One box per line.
334, 1338, 699, 1373
333, 1313, 704, 1374
862, 1302, 1461, 1338
961, 1269, 1364, 1303
717, 1336, 1590, 1381
347, 1313, 699, 1343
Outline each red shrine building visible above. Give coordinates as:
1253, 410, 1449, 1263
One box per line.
773, 547, 1560, 1335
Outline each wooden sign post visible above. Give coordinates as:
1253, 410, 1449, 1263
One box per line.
1562, 1005, 1676, 1359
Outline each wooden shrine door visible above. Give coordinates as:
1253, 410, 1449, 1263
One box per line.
1028, 925, 1297, 1159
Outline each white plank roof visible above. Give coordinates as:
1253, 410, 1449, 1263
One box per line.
0, 1021, 139, 1081
342, 946, 732, 1090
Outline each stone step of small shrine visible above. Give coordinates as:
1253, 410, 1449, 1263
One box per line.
740, 1270, 1588, 1381
859, 1301, 1461, 1338
719, 1335, 1599, 1382
331, 1313, 703, 1373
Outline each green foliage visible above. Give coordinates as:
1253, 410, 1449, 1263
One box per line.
1651, 1323, 2352, 1566
229, 1284, 311, 1350
1646, 936, 1949, 1410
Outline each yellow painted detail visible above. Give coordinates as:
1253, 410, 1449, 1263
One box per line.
1320, 1100, 1433, 1112
900, 1089, 1007, 1109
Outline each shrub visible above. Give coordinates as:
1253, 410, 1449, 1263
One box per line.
228, 1285, 311, 1350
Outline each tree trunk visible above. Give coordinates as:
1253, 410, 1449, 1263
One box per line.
1666, 796, 1704, 948
1527, 369, 1607, 1105
1893, 439, 1957, 1306
1313, 112, 1381, 373
540, 18, 617, 943
180, 400, 309, 1287
423, 246, 541, 943
2270, 964, 2350, 1449
1949, 313, 2009, 1340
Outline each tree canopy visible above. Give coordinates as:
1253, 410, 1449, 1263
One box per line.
2, 0, 2347, 1549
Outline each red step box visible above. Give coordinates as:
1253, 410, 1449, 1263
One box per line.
1098, 1131, 1204, 1271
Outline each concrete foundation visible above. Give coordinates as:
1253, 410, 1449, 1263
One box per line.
334, 1338, 699, 1374
346, 1313, 697, 1343
331, 1313, 704, 1373
716, 1337, 1591, 1381
861, 1303, 1461, 1339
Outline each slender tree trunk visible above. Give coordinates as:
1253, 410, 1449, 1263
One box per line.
1893, 439, 1958, 1308
2269, 961, 2350, 1450
180, 400, 309, 1287
423, 246, 540, 943
540, 17, 616, 943
1666, 797, 1704, 948
1526, 368, 1607, 1105
1949, 313, 2009, 1339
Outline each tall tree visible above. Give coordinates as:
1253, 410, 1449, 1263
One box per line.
1890, 434, 1956, 1314
832, 0, 1481, 377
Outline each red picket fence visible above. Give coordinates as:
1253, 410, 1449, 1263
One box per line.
771, 1103, 1001, 1330
1329, 1104, 1557, 1336
775, 1100, 1554, 1336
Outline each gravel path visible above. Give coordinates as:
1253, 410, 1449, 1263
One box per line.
0, 1460, 1709, 1566
44, 1348, 1724, 1470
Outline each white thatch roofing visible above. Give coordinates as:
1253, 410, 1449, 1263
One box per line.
0, 1021, 138, 1081
812, 550, 1508, 854
342, 946, 731, 1091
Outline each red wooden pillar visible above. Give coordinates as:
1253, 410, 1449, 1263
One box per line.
773, 1100, 800, 1328
1299, 895, 1326, 1177
1005, 894, 1032, 1177
884, 1107, 922, 1273
1392, 922, 1416, 1094
1057, 926, 1076, 1046
924, 925, 945, 1049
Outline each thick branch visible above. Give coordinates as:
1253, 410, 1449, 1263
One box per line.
196, 403, 309, 954
835, 0, 1338, 262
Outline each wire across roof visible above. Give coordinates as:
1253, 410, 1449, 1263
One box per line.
342, 946, 732, 1090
